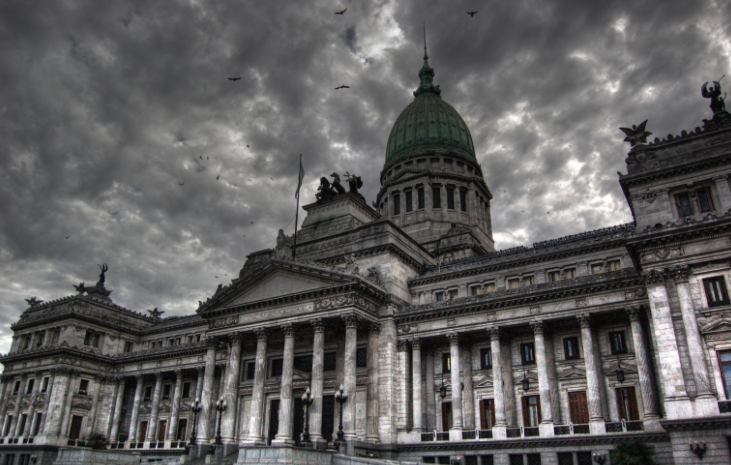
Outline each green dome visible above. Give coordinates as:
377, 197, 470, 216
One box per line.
385, 53, 476, 165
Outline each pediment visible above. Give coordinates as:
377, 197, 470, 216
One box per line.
474, 378, 494, 389
557, 367, 586, 381
227, 270, 336, 306
700, 317, 731, 334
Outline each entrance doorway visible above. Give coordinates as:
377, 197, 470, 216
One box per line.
441, 402, 453, 431
616, 387, 639, 421
322, 395, 335, 443
177, 419, 188, 441
138, 421, 148, 443
68, 416, 84, 440
568, 391, 589, 424
267, 399, 280, 445
293, 396, 305, 446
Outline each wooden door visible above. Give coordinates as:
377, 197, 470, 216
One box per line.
68, 415, 83, 440
616, 387, 639, 421
267, 399, 280, 445
138, 421, 148, 443
176, 419, 187, 441
480, 399, 495, 430
568, 391, 589, 424
522, 396, 541, 427
157, 420, 167, 442
441, 402, 453, 431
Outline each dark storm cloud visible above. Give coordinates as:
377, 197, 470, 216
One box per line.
0, 0, 729, 351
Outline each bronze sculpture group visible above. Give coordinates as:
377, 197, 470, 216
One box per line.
316, 171, 364, 203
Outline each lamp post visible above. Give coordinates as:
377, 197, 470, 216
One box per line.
300, 387, 314, 446
615, 354, 625, 383
214, 397, 227, 445
521, 369, 530, 392
439, 373, 447, 400
333, 385, 348, 451
189, 398, 202, 446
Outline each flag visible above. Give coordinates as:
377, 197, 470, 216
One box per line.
295, 154, 305, 199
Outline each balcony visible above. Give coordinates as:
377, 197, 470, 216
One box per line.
554, 424, 590, 436
719, 400, 731, 413
606, 420, 643, 433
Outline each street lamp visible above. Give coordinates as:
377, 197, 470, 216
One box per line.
300, 387, 314, 446
214, 397, 227, 445
521, 369, 530, 392
189, 398, 202, 446
439, 373, 447, 400
333, 385, 348, 450
615, 355, 625, 383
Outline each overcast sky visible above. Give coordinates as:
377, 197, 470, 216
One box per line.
0, 0, 729, 353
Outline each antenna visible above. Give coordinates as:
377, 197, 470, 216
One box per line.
423, 23, 428, 61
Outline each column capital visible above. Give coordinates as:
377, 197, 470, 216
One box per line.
530, 320, 545, 334
446, 332, 460, 344
174, 368, 183, 379
486, 327, 501, 339
411, 338, 421, 350
115, 376, 126, 385
368, 323, 381, 335
642, 268, 667, 285
626, 306, 643, 321
281, 324, 296, 338
311, 318, 326, 333
206, 337, 219, 348
577, 314, 592, 329
155, 372, 163, 381
342, 313, 361, 328
229, 332, 243, 344
134, 373, 144, 381
713, 174, 728, 181
397, 340, 409, 352
255, 328, 270, 341
196, 366, 204, 375
670, 266, 691, 283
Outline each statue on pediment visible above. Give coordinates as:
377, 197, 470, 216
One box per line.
702, 78, 727, 117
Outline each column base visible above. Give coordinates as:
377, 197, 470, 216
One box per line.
663, 395, 693, 419
642, 416, 665, 432
693, 394, 720, 416
589, 420, 606, 435
271, 436, 295, 445
241, 438, 266, 447
538, 422, 554, 437
311, 438, 328, 450
491, 426, 507, 440
448, 428, 462, 442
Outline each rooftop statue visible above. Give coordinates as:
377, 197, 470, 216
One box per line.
702, 77, 727, 117
315, 176, 338, 201
619, 120, 652, 147
330, 173, 346, 195
97, 263, 108, 286
25, 297, 43, 307
344, 171, 365, 202
147, 307, 165, 319
73, 283, 86, 295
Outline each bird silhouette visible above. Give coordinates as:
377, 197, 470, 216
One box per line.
335, 85, 350, 90
242, 235, 246, 238
335, 8, 347, 15
207, 156, 209, 160
246, 145, 249, 148
215, 276, 219, 278
251, 221, 254, 224
200, 155, 202, 159
270, 177, 274, 181
467, 11, 478, 17
225, 274, 228, 276
216, 175, 220, 180
247, 179, 252, 181
547, 211, 551, 214
228, 77, 241, 82
178, 182, 184, 186
65, 236, 70, 239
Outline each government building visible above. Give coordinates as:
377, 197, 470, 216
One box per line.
2, 48, 731, 465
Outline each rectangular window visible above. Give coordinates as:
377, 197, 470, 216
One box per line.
607, 259, 621, 272
508, 279, 520, 289
563, 337, 580, 360
527, 454, 542, 465
25, 379, 34, 394
718, 351, 731, 398
521, 343, 535, 365
162, 384, 171, 400
523, 276, 534, 286
271, 358, 283, 377
31, 412, 42, 437
324, 352, 337, 371
137, 421, 148, 443
435, 292, 444, 302
522, 395, 541, 427
40, 377, 49, 393
676, 192, 693, 216
433, 186, 441, 209
393, 192, 400, 215
704, 276, 730, 307
35, 331, 44, 347
509, 456, 523, 465
448, 289, 458, 299
168, 338, 175, 347
13, 381, 20, 395
157, 420, 167, 442
548, 271, 561, 282
484, 282, 496, 293
144, 386, 152, 402
83, 331, 100, 347
418, 187, 425, 209
591, 263, 604, 274
3, 416, 13, 436
616, 386, 640, 421
293, 355, 313, 373
470, 285, 481, 296
405, 190, 413, 213
460, 190, 467, 212
182, 382, 191, 399
557, 453, 573, 465
78, 379, 89, 395
245, 361, 256, 380
564, 268, 576, 279
124, 341, 133, 353
68, 415, 83, 440
568, 391, 589, 424
447, 187, 455, 209
480, 456, 494, 465
442, 402, 453, 430
480, 348, 492, 369
356, 347, 367, 368
17, 414, 27, 437
21, 336, 29, 350
176, 419, 188, 441
442, 353, 451, 373
609, 331, 627, 354
697, 187, 714, 212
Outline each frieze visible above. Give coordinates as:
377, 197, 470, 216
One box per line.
398, 324, 418, 334
239, 303, 315, 324
640, 246, 684, 263
71, 395, 93, 410
210, 315, 239, 329
624, 288, 647, 300
314, 294, 376, 314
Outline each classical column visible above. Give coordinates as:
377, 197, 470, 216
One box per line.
147, 373, 164, 442
425, 349, 436, 432
643, 270, 691, 419
24, 375, 38, 439
577, 315, 606, 434
198, 338, 217, 443
109, 377, 126, 442
531, 322, 554, 436
488, 328, 507, 438
9, 375, 25, 437
397, 341, 410, 431
411, 339, 423, 432
167, 369, 184, 441
343, 314, 359, 439
366, 324, 380, 442
84, 376, 104, 438
309, 319, 326, 445
244, 329, 268, 445
447, 332, 463, 440
221, 334, 242, 444
626, 307, 660, 429
274, 325, 296, 444
674, 268, 717, 412
462, 345, 475, 430
127, 374, 144, 443
378, 315, 398, 444
43, 369, 68, 438
195, 367, 204, 401
59, 371, 78, 439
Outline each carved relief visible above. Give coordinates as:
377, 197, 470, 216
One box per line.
640, 246, 684, 263
575, 298, 588, 308
397, 324, 418, 334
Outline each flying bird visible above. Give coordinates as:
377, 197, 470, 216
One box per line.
225, 274, 228, 276
65, 236, 70, 239
335, 85, 350, 90
242, 235, 246, 238
215, 276, 218, 278
207, 156, 209, 160
251, 221, 254, 224
547, 211, 551, 214
335, 8, 347, 15
216, 175, 220, 180
178, 182, 184, 186
270, 177, 274, 181
247, 179, 252, 181
200, 155, 202, 159
228, 77, 241, 82
246, 145, 249, 148
467, 11, 478, 17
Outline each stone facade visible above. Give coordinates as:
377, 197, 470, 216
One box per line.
3, 62, 731, 465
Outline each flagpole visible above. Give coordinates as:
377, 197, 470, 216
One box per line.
293, 154, 302, 260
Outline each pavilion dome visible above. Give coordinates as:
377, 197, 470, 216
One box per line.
384, 51, 476, 166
